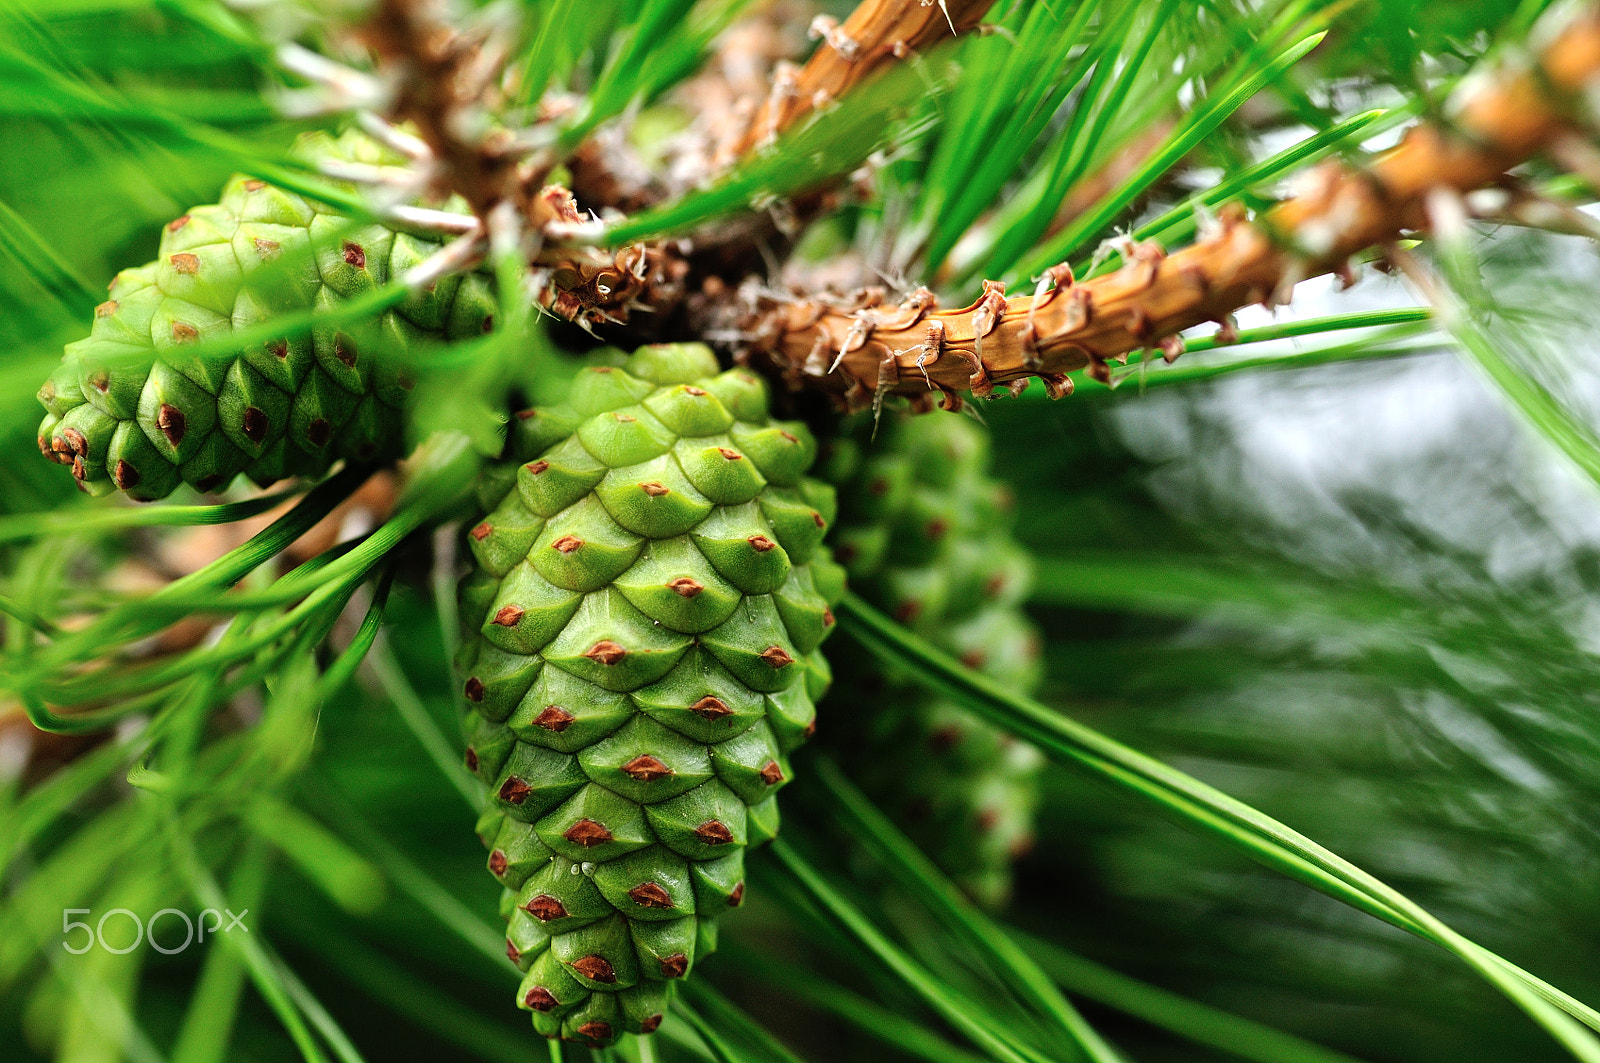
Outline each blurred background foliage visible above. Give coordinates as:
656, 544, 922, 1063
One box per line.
5, 0, 1600, 1062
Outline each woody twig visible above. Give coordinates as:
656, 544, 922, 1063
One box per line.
730, 0, 994, 159
712, 4, 1600, 410
538, 0, 1001, 330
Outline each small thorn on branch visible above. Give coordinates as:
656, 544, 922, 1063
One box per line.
809, 15, 861, 61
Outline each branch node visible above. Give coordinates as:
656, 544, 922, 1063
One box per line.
809, 15, 862, 60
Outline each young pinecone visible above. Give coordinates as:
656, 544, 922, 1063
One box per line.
36, 129, 494, 500
456, 343, 843, 1046
823, 412, 1044, 908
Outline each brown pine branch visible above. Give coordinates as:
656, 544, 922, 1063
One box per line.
517, 0, 1001, 331
729, 0, 995, 159
530, 0, 999, 331
712, 5, 1600, 410
559, 0, 993, 215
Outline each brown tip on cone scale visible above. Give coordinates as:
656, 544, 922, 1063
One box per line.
94, 300, 117, 319
492, 605, 525, 627
307, 418, 332, 447
170, 253, 200, 275
758, 645, 794, 669
666, 576, 703, 598
925, 518, 948, 540
488, 850, 508, 875
779, 430, 798, 443
571, 955, 617, 983
822, 608, 835, 627
497, 776, 532, 804
464, 677, 485, 702
564, 818, 613, 846
241, 407, 269, 443
534, 705, 576, 732
88, 371, 109, 393
268, 339, 288, 358
157, 404, 186, 446
584, 640, 627, 665
728, 881, 745, 906
690, 695, 731, 719
342, 241, 367, 269
976, 808, 1001, 831
716, 447, 742, 460
613, 413, 636, 423
576, 1021, 613, 1042
960, 649, 987, 670
683, 386, 707, 396
621, 754, 673, 781
254, 237, 281, 259
61, 428, 87, 457
551, 534, 583, 553
170, 321, 198, 343
812, 511, 826, 528
113, 460, 140, 490
243, 179, 266, 191
627, 882, 673, 908
640, 1014, 663, 1034
659, 953, 689, 978
464, 747, 479, 771
893, 601, 921, 623
334, 334, 357, 367
167, 215, 190, 232
524, 894, 568, 921
759, 760, 784, 785
747, 535, 776, 552
505, 939, 521, 964
470, 521, 493, 541
693, 820, 734, 845
524, 986, 559, 1012
802, 720, 817, 739
526, 460, 550, 474
639, 481, 670, 496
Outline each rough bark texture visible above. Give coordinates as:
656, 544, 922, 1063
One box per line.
715, 7, 1600, 409
730, 0, 995, 159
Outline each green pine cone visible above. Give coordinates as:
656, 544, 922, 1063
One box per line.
36, 129, 495, 500
823, 411, 1044, 908
456, 343, 843, 1047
